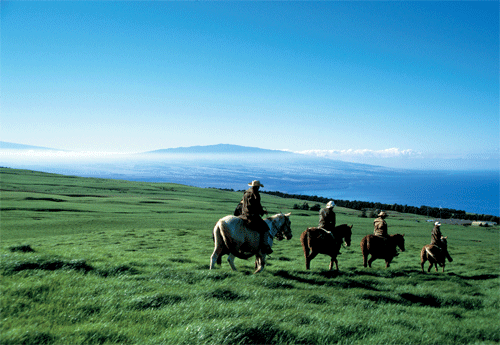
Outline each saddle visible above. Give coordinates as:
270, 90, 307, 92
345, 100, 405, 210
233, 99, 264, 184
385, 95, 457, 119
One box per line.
238, 215, 268, 234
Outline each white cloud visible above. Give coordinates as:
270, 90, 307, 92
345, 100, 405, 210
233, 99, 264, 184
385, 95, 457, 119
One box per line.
294, 148, 420, 159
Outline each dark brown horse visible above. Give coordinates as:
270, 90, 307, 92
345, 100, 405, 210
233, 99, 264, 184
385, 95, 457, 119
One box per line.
360, 234, 405, 268
300, 224, 353, 271
420, 236, 453, 273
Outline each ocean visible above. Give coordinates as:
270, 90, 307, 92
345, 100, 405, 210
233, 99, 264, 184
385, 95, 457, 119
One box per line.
293, 170, 499, 217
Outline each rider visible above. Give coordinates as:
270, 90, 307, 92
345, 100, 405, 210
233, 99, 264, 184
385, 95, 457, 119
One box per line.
239, 180, 273, 254
431, 221, 453, 263
431, 221, 444, 247
373, 211, 398, 257
319, 201, 336, 239
319, 201, 336, 230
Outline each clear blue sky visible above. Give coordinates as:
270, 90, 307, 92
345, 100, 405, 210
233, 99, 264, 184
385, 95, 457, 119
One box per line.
2, 1, 498, 169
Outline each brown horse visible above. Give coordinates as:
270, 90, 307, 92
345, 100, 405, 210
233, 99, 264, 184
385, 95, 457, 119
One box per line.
360, 234, 405, 268
300, 224, 353, 271
420, 236, 453, 273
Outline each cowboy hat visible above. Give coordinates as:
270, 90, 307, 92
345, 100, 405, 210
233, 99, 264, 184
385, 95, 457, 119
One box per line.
378, 211, 387, 217
326, 201, 335, 208
248, 180, 264, 187
435, 221, 441, 226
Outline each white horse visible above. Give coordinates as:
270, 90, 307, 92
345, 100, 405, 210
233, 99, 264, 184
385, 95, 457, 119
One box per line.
210, 213, 292, 273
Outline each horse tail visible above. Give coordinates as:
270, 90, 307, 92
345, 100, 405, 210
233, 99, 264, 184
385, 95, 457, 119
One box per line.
445, 250, 453, 263
425, 246, 438, 262
300, 229, 310, 256
360, 236, 368, 256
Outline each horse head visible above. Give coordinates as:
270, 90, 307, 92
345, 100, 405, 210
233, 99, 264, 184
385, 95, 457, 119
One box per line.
393, 233, 405, 252
273, 213, 292, 241
440, 236, 448, 248
335, 224, 352, 247
343, 225, 353, 247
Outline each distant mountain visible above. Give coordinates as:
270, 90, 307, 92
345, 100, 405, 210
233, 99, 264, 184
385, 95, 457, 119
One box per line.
0, 141, 62, 151
144, 144, 292, 155
142, 144, 391, 172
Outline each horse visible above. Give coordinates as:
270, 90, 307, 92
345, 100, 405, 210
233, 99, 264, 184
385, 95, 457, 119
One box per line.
210, 213, 292, 273
300, 224, 353, 271
360, 234, 405, 268
420, 236, 453, 273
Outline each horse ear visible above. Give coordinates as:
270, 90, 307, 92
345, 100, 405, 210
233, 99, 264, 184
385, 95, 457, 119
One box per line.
402, 234, 405, 237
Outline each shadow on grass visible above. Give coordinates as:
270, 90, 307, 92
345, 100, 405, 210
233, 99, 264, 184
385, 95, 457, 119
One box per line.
1, 257, 94, 274
273, 270, 380, 291
205, 288, 246, 301
129, 293, 183, 310
8, 244, 35, 253
0, 255, 143, 277
0, 330, 56, 345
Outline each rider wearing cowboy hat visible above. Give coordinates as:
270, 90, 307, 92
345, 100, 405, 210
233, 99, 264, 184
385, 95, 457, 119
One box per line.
319, 201, 336, 232
239, 180, 273, 254
374, 211, 399, 257
431, 221, 444, 247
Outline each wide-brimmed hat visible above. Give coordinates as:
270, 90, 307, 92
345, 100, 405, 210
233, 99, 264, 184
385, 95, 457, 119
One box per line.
248, 180, 264, 188
435, 221, 441, 226
326, 201, 335, 208
378, 211, 387, 217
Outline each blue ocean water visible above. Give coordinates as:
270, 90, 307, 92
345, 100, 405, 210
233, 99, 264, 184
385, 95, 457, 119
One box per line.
294, 170, 499, 216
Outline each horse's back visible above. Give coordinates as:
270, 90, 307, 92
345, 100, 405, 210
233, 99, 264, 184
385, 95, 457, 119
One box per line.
361, 234, 378, 248
423, 244, 443, 262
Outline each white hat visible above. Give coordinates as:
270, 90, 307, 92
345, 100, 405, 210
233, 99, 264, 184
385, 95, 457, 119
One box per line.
326, 201, 335, 208
248, 180, 264, 188
435, 221, 441, 226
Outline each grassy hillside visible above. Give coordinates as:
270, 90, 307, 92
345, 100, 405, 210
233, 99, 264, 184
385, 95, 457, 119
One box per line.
1, 168, 499, 344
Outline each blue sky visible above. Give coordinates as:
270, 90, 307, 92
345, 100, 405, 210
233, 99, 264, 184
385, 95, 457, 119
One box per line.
1, 1, 498, 169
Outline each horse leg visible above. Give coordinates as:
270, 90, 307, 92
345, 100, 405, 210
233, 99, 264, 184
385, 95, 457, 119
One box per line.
305, 251, 318, 270
421, 256, 427, 273
362, 252, 369, 268
428, 262, 433, 273
367, 256, 376, 268
329, 257, 338, 271
211, 223, 226, 269
385, 258, 392, 268
210, 247, 223, 269
227, 254, 237, 271
210, 252, 218, 269
420, 248, 427, 273
254, 255, 266, 274
442, 263, 445, 273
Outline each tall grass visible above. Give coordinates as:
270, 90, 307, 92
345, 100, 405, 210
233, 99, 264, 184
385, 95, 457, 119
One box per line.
1, 168, 499, 344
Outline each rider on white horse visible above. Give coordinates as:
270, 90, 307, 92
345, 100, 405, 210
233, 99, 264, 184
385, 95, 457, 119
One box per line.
238, 180, 273, 254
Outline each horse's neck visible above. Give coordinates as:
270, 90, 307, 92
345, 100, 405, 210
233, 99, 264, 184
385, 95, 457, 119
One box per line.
265, 217, 281, 237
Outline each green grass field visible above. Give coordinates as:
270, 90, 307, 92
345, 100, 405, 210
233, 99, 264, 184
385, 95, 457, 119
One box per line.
1, 168, 499, 344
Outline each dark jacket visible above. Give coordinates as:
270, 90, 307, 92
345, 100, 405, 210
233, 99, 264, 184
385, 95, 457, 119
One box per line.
319, 207, 336, 231
240, 187, 268, 233
241, 187, 266, 218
